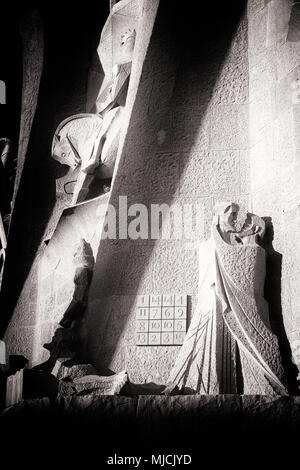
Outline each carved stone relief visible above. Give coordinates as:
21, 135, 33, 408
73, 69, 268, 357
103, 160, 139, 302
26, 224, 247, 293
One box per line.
0, 138, 17, 285
34, 238, 94, 373
168, 202, 288, 395
51, 9, 137, 205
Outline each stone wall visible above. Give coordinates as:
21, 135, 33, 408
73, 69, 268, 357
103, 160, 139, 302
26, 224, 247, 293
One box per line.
4, 0, 300, 391
2, 395, 300, 449
248, 0, 300, 381
84, 1, 250, 384
2, 4, 108, 363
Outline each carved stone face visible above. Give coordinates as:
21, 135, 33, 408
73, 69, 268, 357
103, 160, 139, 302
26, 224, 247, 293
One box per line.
120, 28, 136, 46
52, 134, 80, 170
218, 203, 239, 233
238, 212, 266, 242
120, 29, 136, 61
214, 202, 266, 246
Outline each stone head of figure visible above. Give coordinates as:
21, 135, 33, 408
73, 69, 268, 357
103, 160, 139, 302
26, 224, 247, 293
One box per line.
120, 28, 136, 61
214, 202, 239, 233
238, 212, 266, 243
52, 133, 80, 170
73, 238, 94, 269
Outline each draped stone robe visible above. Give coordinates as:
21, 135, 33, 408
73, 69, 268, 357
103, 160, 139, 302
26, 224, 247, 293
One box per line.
168, 223, 288, 395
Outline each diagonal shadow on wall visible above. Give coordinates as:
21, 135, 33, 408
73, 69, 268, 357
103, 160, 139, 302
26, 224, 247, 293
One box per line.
262, 218, 299, 394
0, 3, 108, 338
84, 0, 249, 380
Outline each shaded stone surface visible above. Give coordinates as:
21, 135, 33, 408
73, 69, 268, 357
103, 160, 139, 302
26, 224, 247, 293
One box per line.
23, 369, 58, 400
84, 0, 250, 385
53, 361, 99, 380
1, 0, 299, 405
1, 395, 300, 449
58, 370, 128, 398
248, 0, 300, 391
1, 3, 109, 359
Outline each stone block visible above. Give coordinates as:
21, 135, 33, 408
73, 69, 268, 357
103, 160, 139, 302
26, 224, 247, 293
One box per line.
9, 300, 39, 329
117, 246, 155, 294
136, 395, 242, 446
276, 65, 300, 114
277, 40, 300, 82
66, 395, 138, 426
249, 89, 274, 146
152, 243, 198, 295
148, 152, 180, 199
240, 150, 251, 194
140, 13, 177, 79
241, 395, 292, 427
160, 106, 210, 153
55, 283, 75, 307
172, 66, 217, 110
266, 0, 291, 47
248, 6, 268, 58
41, 295, 60, 325
4, 326, 37, 365
247, 0, 267, 17
212, 18, 248, 106
287, 2, 300, 42
274, 109, 294, 162
277, 161, 300, 205
282, 208, 300, 278
5, 370, 23, 407
84, 295, 131, 369
249, 131, 274, 192
88, 243, 130, 298
212, 59, 248, 105
180, 151, 240, 198
31, 322, 58, 366
147, 70, 176, 118
124, 344, 181, 384
14, 10, 44, 198
53, 361, 99, 380
210, 105, 248, 150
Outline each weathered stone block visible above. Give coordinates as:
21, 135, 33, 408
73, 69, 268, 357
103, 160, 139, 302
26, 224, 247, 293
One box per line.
266, 0, 291, 47
276, 66, 300, 115
117, 246, 155, 294
148, 152, 180, 198
180, 151, 240, 197
210, 105, 248, 150
274, 109, 294, 162
152, 243, 198, 294
53, 361, 99, 380
277, 40, 300, 82
250, 131, 274, 192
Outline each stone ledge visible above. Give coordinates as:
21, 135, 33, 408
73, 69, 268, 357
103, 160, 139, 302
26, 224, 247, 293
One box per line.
1, 395, 300, 448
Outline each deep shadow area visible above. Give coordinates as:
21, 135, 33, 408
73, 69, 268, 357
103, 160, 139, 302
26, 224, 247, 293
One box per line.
262, 217, 299, 394
1, 395, 300, 452
0, 2, 109, 337
0, 5, 22, 142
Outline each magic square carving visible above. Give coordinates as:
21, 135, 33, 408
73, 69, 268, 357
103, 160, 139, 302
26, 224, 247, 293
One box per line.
135, 294, 187, 346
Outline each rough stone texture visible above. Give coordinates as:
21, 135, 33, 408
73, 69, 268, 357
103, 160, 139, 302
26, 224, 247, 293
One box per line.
5, 0, 298, 395
168, 209, 288, 395
11, 10, 44, 210
1, 395, 300, 449
5, 370, 23, 407
33, 196, 107, 367
52, 360, 98, 380
248, 0, 300, 388
83, 1, 250, 383
2, 4, 109, 362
